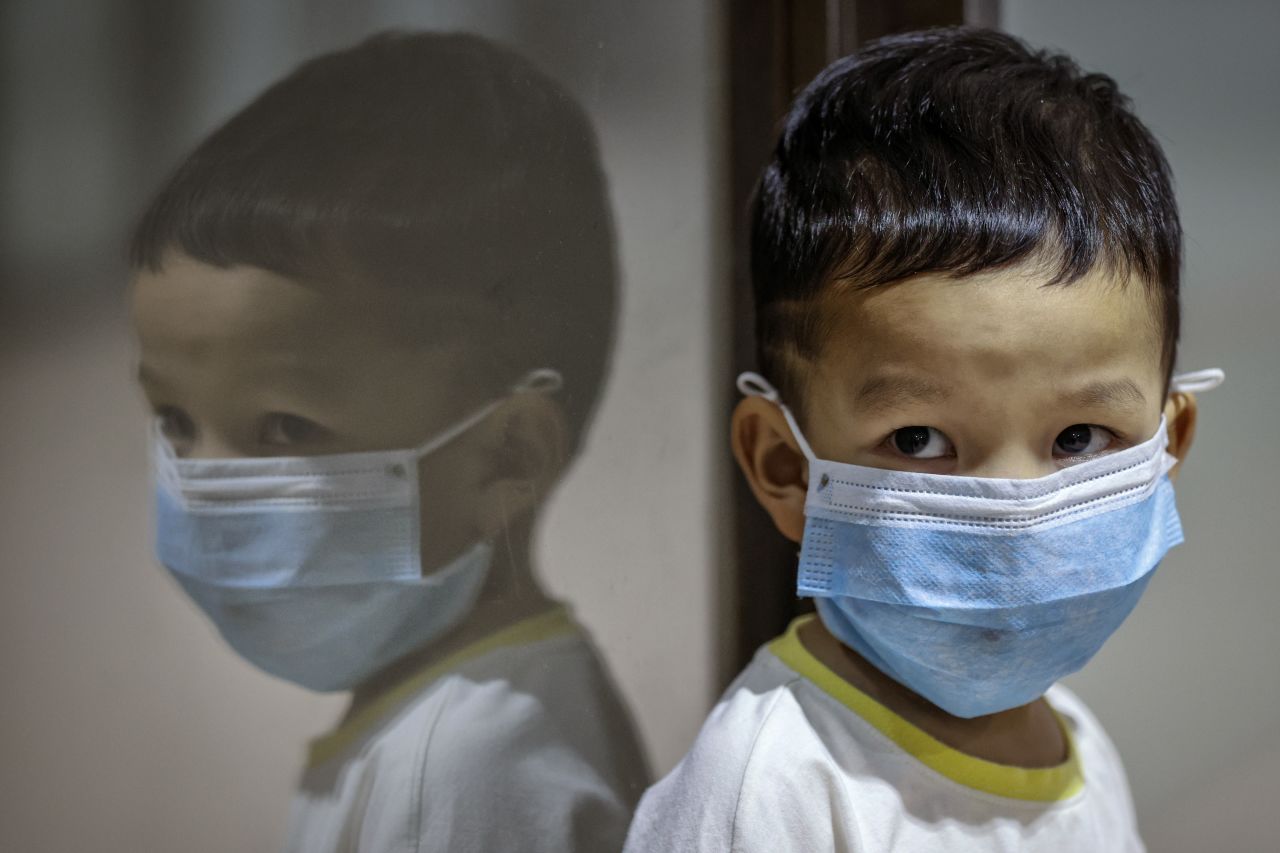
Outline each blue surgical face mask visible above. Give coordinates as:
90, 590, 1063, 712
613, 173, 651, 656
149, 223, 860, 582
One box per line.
738, 368, 1224, 719
152, 369, 562, 692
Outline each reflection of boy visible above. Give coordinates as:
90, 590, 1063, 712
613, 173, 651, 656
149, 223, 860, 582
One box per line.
626, 28, 1220, 852
130, 32, 649, 852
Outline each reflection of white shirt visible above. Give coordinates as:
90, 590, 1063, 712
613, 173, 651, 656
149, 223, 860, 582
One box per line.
286, 608, 651, 853
624, 615, 1144, 853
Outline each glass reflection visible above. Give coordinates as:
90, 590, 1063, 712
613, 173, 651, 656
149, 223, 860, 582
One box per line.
129, 32, 649, 851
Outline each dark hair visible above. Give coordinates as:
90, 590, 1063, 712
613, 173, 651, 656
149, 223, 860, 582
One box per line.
751, 27, 1180, 406
131, 31, 616, 453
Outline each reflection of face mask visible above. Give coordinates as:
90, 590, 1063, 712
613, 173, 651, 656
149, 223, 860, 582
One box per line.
152, 369, 562, 692
739, 368, 1223, 718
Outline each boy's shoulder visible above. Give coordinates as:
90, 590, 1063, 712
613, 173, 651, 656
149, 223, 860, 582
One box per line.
624, 627, 1145, 853
1042, 682, 1139, 821
624, 644, 855, 852
290, 612, 649, 853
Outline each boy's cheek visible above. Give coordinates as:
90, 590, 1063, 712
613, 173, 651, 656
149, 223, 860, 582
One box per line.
414, 456, 486, 572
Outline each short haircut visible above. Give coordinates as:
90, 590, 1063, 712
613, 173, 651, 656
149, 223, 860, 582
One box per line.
751, 27, 1181, 407
131, 31, 616, 454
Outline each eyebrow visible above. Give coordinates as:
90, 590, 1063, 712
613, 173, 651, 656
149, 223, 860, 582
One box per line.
853, 373, 952, 414
1066, 378, 1147, 410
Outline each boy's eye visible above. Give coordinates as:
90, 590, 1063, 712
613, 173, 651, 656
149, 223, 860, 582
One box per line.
1053, 424, 1113, 457
888, 426, 953, 459
157, 406, 195, 443
260, 413, 328, 447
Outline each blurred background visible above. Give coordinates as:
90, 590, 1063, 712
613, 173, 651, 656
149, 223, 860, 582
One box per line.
1, 1, 1275, 851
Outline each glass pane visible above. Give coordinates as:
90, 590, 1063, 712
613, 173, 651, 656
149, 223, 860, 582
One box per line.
0, 3, 725, 851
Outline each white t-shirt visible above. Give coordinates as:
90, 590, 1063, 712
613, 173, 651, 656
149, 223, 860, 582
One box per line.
624, 615, 1144, 853
286, 607, 651, 853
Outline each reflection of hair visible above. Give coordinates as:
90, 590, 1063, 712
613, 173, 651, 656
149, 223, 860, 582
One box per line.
131, 31, 616, 454
752, 27, 1180, 405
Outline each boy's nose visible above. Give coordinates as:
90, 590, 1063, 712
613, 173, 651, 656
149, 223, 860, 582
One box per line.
963, 449, 1056, 480
186, 433, 247, 460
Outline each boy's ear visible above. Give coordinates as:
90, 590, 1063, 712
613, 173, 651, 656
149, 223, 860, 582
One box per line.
474, 393, 568, 536
1163, 390, 1199, 481
731, 395, 809, 543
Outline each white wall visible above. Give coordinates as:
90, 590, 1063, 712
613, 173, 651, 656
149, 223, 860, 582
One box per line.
1001, 2, 1280, 847
0, 2, 726, 850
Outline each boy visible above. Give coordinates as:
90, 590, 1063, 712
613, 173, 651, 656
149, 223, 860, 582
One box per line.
130, 32, 650, 852
625, 27, 1222, 852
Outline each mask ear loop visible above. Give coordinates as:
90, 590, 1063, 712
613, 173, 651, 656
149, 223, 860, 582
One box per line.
737, 371, 818, 463
514, 368, 564, 394
498, 367, 563, 587
413, 368, 565, 458
1169, 368, 1225, 394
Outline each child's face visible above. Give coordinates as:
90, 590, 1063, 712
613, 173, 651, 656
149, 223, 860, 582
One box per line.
734, 262, 1197, 541
130, 252, 556, 572
803, 264, 1169, 477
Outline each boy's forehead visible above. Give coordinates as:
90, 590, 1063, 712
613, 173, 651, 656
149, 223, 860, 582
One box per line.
134, 254, 440, 348
812, 264, 1165, 398
135, 255, 360, 342
130, 253, 463, 394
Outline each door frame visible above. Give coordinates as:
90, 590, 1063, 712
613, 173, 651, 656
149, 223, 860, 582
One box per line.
722, 0, 993, 681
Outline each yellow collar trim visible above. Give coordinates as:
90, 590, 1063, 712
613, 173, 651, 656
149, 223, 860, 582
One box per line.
768, 615, 1085, 803
307, 606, 577, 767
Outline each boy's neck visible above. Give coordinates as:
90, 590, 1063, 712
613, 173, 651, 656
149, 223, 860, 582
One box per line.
798, 616, 1068, 769
345, 531, 556, 721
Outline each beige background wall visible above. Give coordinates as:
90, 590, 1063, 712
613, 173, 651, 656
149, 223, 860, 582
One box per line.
1003, 1, 1280, 847
0, 2, 726, 850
